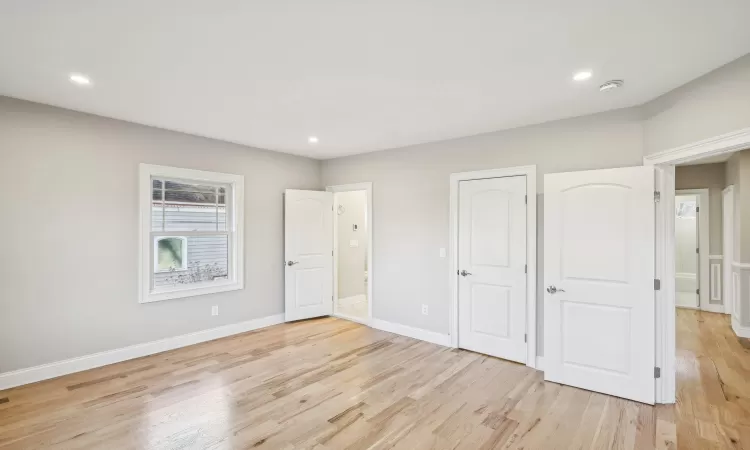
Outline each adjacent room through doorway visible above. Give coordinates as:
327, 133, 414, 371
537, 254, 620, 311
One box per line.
333, 189, 370, 323
674, 192, 701, 308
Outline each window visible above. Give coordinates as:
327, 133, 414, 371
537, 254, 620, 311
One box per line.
140, 164, 244, 303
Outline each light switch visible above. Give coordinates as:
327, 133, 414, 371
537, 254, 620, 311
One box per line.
439, 248, 446, 258
350, 239, 359, 247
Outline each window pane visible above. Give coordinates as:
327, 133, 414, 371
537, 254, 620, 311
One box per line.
156, 237, 185, 271
153, 235, 229, 288
151, 178, 231, 231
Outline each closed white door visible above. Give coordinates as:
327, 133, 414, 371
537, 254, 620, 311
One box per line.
544, 166, 655, 404
284, 190, 333, 321
458, 176, 527, 363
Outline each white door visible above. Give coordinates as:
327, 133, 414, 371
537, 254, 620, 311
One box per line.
458, 176, 527, 363
284, 189, 333, 321
544, 166, 655, 404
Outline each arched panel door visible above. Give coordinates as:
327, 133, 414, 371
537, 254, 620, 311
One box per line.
285, 190, 333, 321
544, 166, 655, 404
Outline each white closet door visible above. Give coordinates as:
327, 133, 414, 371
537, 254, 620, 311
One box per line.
457, 176, 527, 363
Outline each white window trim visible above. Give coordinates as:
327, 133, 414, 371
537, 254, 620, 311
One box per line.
139, 164, 244, 303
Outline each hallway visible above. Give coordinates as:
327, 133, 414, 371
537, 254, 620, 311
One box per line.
676, 309, 750, 448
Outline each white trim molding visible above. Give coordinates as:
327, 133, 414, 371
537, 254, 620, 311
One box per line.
732, 317, 750, 339
711, 262, 722, 303
448, 165, 537, 369
732, 261, 750, 269
0, 314, 284, 391
326, 182, 374, 327
535, 356, 545, 372
371, 319, 451, 347
709, 255, 723, 260
643, 127, 750, 166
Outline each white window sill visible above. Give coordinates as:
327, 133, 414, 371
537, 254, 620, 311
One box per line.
140, 280, 242, 303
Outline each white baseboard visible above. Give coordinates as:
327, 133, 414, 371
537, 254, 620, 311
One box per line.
535, 356, 544, 371
371, 319, 451, 347
0, 314, 285, 391
732, 317, 750, 339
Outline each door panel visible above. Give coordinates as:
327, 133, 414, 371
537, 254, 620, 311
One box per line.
458, 176, 527, 363
544, 166, 655, 404
285, 190, 333, 321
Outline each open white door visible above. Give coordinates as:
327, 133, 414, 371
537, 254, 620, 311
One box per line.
284, 189, 333, 321
544, 166, 655, 404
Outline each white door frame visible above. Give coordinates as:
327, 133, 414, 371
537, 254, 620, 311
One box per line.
644, 126, 750, 404
449, 165, 537, 369
723, 185, 734, 315
675, 188, 713, 312
326, 182, 373, 326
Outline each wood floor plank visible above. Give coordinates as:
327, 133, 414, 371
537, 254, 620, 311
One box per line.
1, 309, 747, 448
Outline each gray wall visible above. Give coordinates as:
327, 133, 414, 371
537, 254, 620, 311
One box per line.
336, 190, 368, 299
643, 54, 750, 154
322, 108, 645, 354
0, 96, 321, 372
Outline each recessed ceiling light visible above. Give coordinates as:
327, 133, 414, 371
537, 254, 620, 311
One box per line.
308, 136, 319, 145
573, 71, 592, 81
599, 80, 624, 91
69, 73, 92, 86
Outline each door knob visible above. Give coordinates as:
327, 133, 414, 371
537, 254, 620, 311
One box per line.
287, 260, 299, 266
546, 285, 565, 294
459, 270, 473, 277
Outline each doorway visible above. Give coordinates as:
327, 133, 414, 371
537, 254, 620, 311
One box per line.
674, 189, 710, 310
449, 166, 537, 369
328, 183, 373, 325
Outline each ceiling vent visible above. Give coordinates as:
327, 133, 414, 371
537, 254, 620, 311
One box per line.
599, 80, 624, 91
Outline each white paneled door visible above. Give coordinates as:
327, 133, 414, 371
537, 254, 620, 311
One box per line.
458, 176, 527, 363
284, 190, 333, 322
544, 166, 655, 404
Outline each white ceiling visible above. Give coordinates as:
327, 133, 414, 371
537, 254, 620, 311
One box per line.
1, 1, 749, 159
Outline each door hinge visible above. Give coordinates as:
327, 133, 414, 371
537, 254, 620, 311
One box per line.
696, 247, 699, 254
524, 264, 527, 274
525, 195, 528, 205
654, 367, 661, 378
654, 191, 661, 202
696, 206, 700, 212
654, 279, 661, 290
696, 288, 700, 295
524, 333, 527, 343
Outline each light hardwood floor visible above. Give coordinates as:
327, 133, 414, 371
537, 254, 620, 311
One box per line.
0, 309, 743, 449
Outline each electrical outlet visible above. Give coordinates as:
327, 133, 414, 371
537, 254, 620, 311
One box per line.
421, 304, 429, 315
211, 305, 219, 316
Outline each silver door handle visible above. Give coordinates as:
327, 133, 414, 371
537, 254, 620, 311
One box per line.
459, 270, 472, 277
546, 285, 565, 294
286, 260, 299, 266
